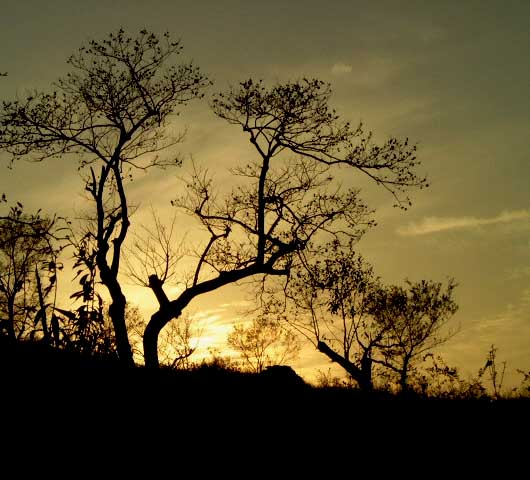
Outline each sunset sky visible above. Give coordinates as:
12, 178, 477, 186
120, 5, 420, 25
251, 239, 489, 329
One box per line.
1, 0, 529, 386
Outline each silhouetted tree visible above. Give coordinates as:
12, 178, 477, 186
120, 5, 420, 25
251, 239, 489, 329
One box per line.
282, 245, 458, 392
0, 30, 209, 366
0, 202, 63, 342
284, 244, 382, 390
227, 314, 300, 373
368, 279, 458, 392
142, 78, 427, 367
123, 209, 202, 367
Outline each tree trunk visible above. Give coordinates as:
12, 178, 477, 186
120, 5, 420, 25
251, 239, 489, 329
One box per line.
6, 296, 16, 341
98, 267, 134, 367
108, 296, 134, 367
144, 308, 173, 369
142, 262, 285, 368
317, 341, 372, 391
399, 356, 411, 393
143, 320, 159, 369
361, 350, 373, 389
35, 269, 50, 345
96, 242, 134, 366
143, 275, 172, 369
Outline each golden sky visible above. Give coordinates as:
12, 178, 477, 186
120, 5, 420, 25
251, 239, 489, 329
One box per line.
1, 0, 529, 386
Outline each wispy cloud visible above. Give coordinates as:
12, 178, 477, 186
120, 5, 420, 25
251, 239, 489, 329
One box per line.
191, 307, 227, 321
331, 62, 352, 75
397, 209, 530, 236
219, 300, 253, 309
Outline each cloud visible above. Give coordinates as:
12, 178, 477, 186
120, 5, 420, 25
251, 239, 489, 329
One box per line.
508, 265, 530, 280
331, 62, 352, 75
191, 308, 227, 321
397, 209, 530, 236
219, 300, 253, 309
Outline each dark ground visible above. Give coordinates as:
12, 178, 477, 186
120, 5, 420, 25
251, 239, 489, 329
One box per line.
1, 338, 527, 465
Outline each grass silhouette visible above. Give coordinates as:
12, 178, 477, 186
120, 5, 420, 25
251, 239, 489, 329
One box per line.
1, 336, 528, 449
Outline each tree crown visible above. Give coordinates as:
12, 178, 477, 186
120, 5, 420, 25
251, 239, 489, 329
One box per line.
0, 29, 209, 169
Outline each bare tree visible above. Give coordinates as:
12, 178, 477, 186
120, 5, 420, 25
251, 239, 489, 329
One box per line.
142, 78, 427, 368
0, 30, 209, 366
123, 208, 186, 296
227, 315, 300, 373
123, 207, 205, 368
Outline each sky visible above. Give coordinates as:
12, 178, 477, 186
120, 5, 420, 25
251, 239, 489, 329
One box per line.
1, 0, 529, 388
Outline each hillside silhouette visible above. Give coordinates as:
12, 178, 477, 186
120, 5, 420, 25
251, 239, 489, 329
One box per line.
2, 338, 528, 436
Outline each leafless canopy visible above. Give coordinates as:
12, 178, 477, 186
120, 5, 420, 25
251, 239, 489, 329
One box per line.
143, 78, 427, 368
212, 79, 427, 208
124, 208, 184, 288
0, 29, 208, 168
